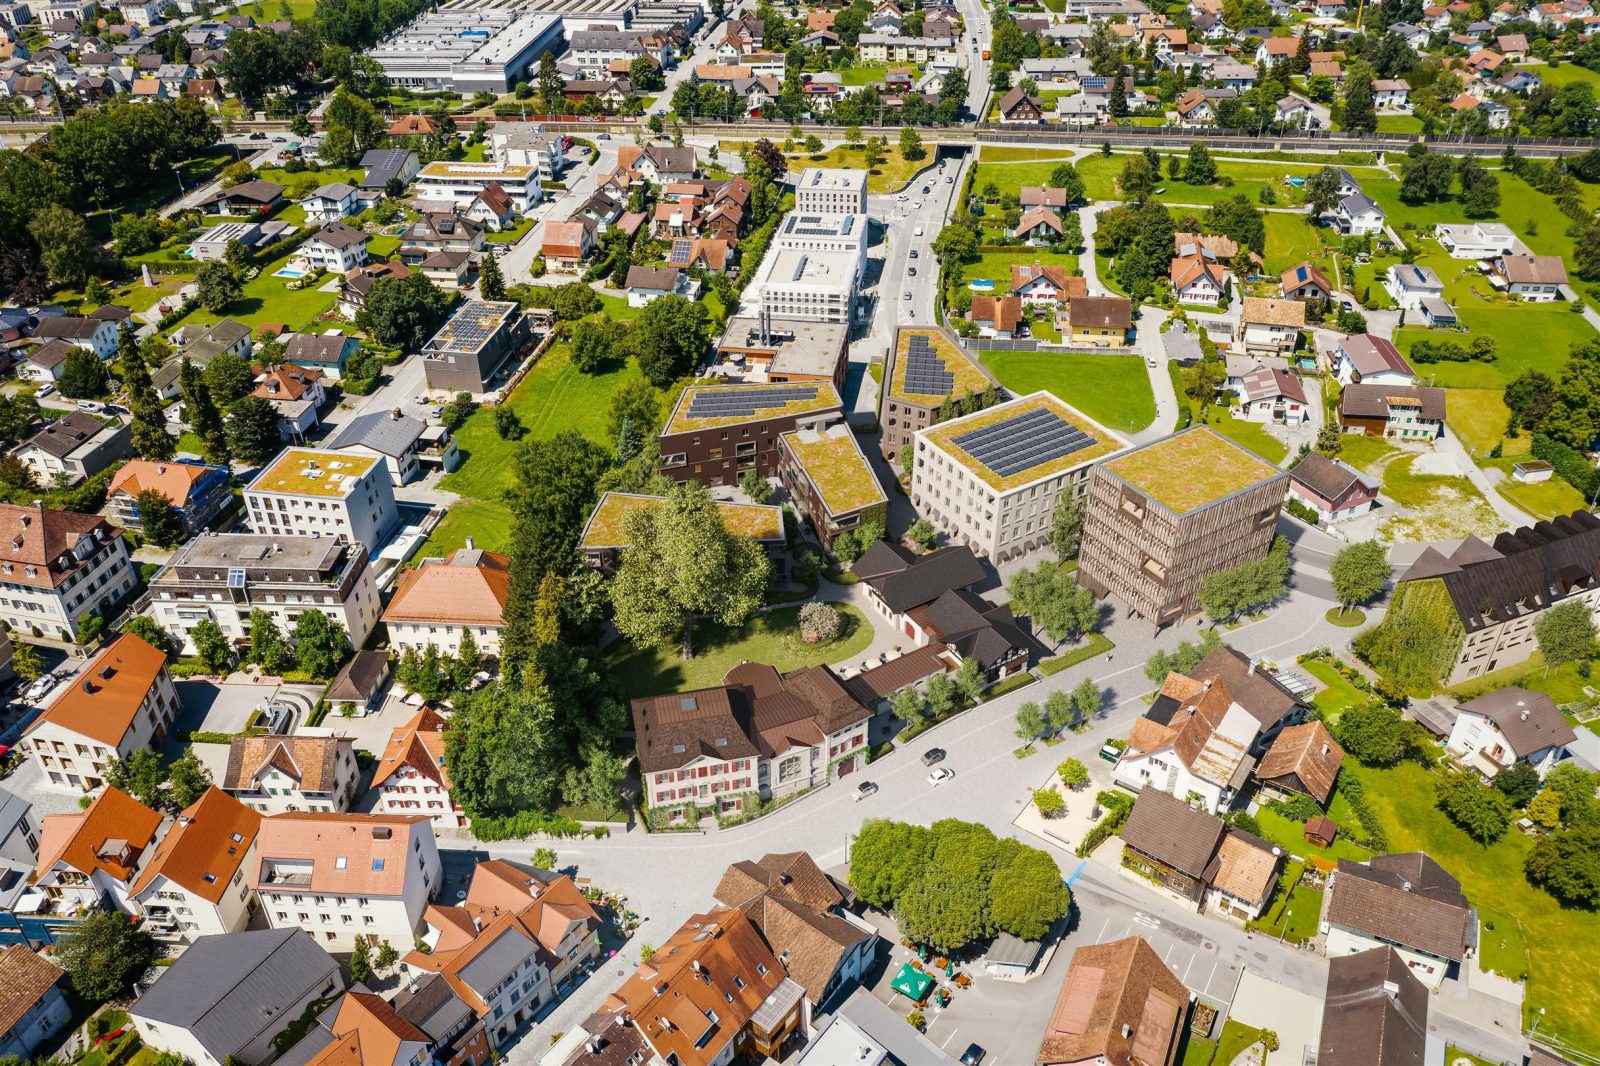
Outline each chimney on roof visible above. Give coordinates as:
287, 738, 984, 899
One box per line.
392, 408, 403, 420
1322, 743, 1330, 755
465, 536, 475, 550
371, 825, 392, 840
157, 465, 166, 474
18, 515, 28, 527
1202, 678, 1213, 690
1382, 979, 1401, 999
80, 679, 93, 693
1121, 1024, 1133, 1039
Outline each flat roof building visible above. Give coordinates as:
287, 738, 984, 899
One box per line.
420, 299, 532, 395
1077, 427, 1287, 629
367, 11, 564, 93
660, 381, 844, 486
414, 160, 540, 213
745, 247, 859, 324
794, 167, 868, 214
779, 423, 887, 551
878, 327, 995, 462
717, 314, 850, 390
243, 449, 398, 551
580, 491, 785, 573
913, 391, 1130, 564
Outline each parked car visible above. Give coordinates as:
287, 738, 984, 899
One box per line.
36, 384, 54, 397
1099, 743, 1121, 762
921, 748, 945, 766
22, 673, 57, 704
928, 767, 955, 786
961, 1044, 986, 1066
853, 781, 879, 802
76, 400, 103, 413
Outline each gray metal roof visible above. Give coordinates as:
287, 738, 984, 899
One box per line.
455, 927, 537, 995
391, 973, 474, 1041
0, 788, 31, 842
329, 410, 425, 457
131, 929, 340, 1060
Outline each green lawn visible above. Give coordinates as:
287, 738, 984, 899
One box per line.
1447, 389, 1526, 458
1446, 654, 1595, 706
1254, 862, 1325, 942
1492, 466, 1587, 520
1180, 1035, 1219, 1066
1216, 1020, 1266, 1066
980, 146, 1077, 163
1396, 308, 1596, 389
171, 242, 340, 334
980, 351, 1157, 434
1378, 453, 1504, 544
1302, 658, 1366, 718
1333, 432, 1398, 474
971, 159, 1076, 201
1201, 407, 1287, 464
607, 604, 876, 699
1350, 759, 1600, 1050
486, 218, 534, 245
839, 63, 889, 86
1262, 211, 1333, 277
1477, 907, 1530, 982
257, 165, 363, 190
1525, 62, 1600, 88
727, 142, 923, 194
1376, 114, 1424, 133
86, 148, 237, 239
417, 498, 514, 559
964, 247, 1079, 289
439, 343, 636, 502
1255, 806, 1374, 863
1073, 154, 1371, 208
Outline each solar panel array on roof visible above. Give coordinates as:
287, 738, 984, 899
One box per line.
685, 385, 819, 420
952, 407, 1098, 478
669, 239, 692, 265
902, 334, 955, 396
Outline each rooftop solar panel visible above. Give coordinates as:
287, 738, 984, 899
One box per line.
684, 385, 819, 420
951, 407, 1099, 479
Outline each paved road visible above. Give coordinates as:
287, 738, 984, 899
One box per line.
160, 136, 276, 219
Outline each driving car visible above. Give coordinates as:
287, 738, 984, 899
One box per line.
909, 249, 918, 258
903, 291, 912, 300
76, 400, 103, 413
928, 767, 955, 786
853, 781, 879, 801
908, 267, 917, 275
913, 201, 922, 209
921, 748, 945, 765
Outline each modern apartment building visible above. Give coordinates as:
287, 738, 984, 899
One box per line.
912, 392, 1129, 565
779, 424, 887, 551
21, 634, 178, 793
31, 786, 163, 915
1077, 427, 1287, 629
659, 381, 843, 486
0, 503, 136, 641
382, 546, 510, 658
420, 300, 533, 395
414, 160, 541, 213
580, 492, 786, 574
793, 167, 868, 214
244, 449, 399, 551
128, 787, 261, 942
770, 212, 869, 283
877, 327, 994, 463
254, 812, 441, 949
148, 533, 380, 655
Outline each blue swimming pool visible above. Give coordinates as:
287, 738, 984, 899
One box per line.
969, 279, 996, 292
273, 267, 309, 279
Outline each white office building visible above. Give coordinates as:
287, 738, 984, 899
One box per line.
745, 248, 858, 324
367, 11, 564, 94
793, 167, 869, 214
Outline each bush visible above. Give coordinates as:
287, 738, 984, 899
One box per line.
467, 810, 585, 841
1267, 793, 1323, 822
797, 601, 841, 643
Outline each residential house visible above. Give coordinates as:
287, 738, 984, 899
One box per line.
282, 990, 432, 1066
200, 178, 284, 216
997, 86, 1046, 123
0, 503, 137, 641
1274, 92, 1329, 129
382, 546, 509, 659
1325, 852, 1472, 988
31, 315, 117, 358
1279, 262, 1333, 301
338, 261, 410, 320
417, 250, 471, 291
399, 212, 485, 266
1175, 89, 1214, 126
1384, 263, 1450, 317
253, 812, 440, 949
1493, 254, 1568, 301
1170, 248, 1230, 307
1288, 451, 1380, 524
1330, 192, 1385, 236
1232, 360, 1308, 424
1319, 947, 1430, 1066
128, 787, 261, 941
1118, 787, 1280, 919
16, 341, 75, 384
131, 929, 342, 1066
388, 975, 491, 1066
1252, 719, 1344, 804
633, 661, 871, 823
1010, 263, 1085, 307
1015, 207, 1066, 244
1496, 32, 1529, 58
1235, 297, 1304, 356
223, 734, 359, 814
464, 182, 516, 232
711, 851, 877, 1010
106, 459, 231, 537
1332, 334, 1415, 386
359, 148, 420, 204
541, 219, 597, 272
329, 409, 458, 485
1435, 221, 1520, 259
1374, 78, 1411, 109
969, 295, 1022, 338
300, 182, 359, 225
12, 410, 133, 487
30, 786, 161, 916
1445, 688, 1576, 779
1066, 295, 1133, 347
624, 264, 698, 307
1035, 936, 1188, 1066
252, 361, 326, 441
21, 634, 177, 793
616, 143, 699, 184
1338, 384, 1446, 440
371, 707, 461, 828
303, 222, 370, 274
179, 318, 252, 366
0, 945, 69, 1060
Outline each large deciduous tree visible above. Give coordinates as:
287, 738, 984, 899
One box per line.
1329, 539, 1391, 611
55, 907, 157, 1004
1535, 600, 1597, 673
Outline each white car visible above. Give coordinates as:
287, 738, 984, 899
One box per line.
853, 781, 880, 802
928, 767, 955, 787
36, 383, 54, 397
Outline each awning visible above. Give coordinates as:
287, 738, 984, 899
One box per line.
890, 963, 933, 1003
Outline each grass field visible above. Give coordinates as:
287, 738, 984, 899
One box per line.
979, 351, 1156, 434
1378, 453, 1503, 543
980, 146, 1076, 163
971, 159, 1076, 201
964, 246, 1079, 289
1445, 389, 1524, 457
1302, 658, 1366, 718
607, 604, 875, 699
1262, 211, 1334, 277
838, 63, 890, 86
1476, 907, 1531, 982
1253, 862, 1326, 941
1492, 466, 1587, 520
1525, 62, 1600, 88
172, 243, 339, 335
1255, 807, 1374, 863
1201, 407, 1287, 464
1395, 307, 1595, 389
1073, 155, 1349, 207
417, 498, 514, 559
1376, 114, 1424, 133
1349, 758, 1600, 1049
726, 142, 926, 194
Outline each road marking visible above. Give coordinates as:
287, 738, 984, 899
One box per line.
1182, 955, 1196, 984
941, 1030, 960, 1049
1207, 962, 1219, 991
1164, 945, 1176, 964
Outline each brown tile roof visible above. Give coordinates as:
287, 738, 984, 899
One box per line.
726, 662, 872, 756
1455, 687, 1576, 757
1010, 263, 1083, 299
388, 114, 440, 136
1255, 720, 1344, 803
1237, 364, 1307, 406
1120, 786, 1224, 878
970, 295, 1022, 333
1280, 261, 1332, 294
1339, 334, 1413, 379
1069, 296, 1132, 331
373, 706, 450, 791
1327, 853, 1470, 961
1170, 252, 1229, 294
1020, 186, 1071, 208
109, 460, 215, 509
129, 787, 261, 903
632, 685, 762, 774
1015, 206, 1065, 237
384, 549, 510, 628
0, 945, 64, 1036
225, 734, 352, 795
253, 362, 324, 403
1241, 296, 1306, 328
1035, 936, 1187, 1066
473, 182, 513, 217
254, 812, 429, 896
306, 990, 430, 1066
1340, 384, 1447, 423
0, 503, 121, 591
27, 634, 167, 748
1499, 254, 1568, 286
1207, 829, 1278, 904
1319, 947, 1428, 1066
33, 787, 162, 885
1190, 644, 1307, 731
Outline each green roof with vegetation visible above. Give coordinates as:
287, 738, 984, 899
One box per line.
781, 428, 887, 516
580, 492, 783, 548
925, 393, 1129, 492
888, 327, 991, 404
1102, 427, 1282, 514
665, 382, 842, 434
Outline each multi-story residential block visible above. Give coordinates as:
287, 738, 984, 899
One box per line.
1337, 383, 1445, 440
131, 929, 342, 1066
877, 327, 994, 463
770, 212, 869, 283
12, 410, 134, 487
254, 811, 440, 949
595, 909, 804, 1066
383, 545, 509, 658
31, 786, 162, 914
1324, 852, 1472, 989
793, 166, 870, 214
128, 786, 261, 941
745, 246, 859, 324
421, 300, 533, 395
1077, 427, 1287, 630
244, 449, 399, 550
372, 707, 461, 828
659, 381, 843, 486
491, 127, 564, 181
579, 492, 785, 575
148, 533, 379, 654
22, 634, 177, 793
223, 734, 360, 814
415, 161, 541, 213
913, 392, 1129, 565
0, 945, 70, 1061
779, 423, 886, 552
403, 860, 603, 1050
0, 503, 135, 641
1235, 296, 1305, 355
1444, 687, 1576, 779
633, 661, 871, 824
107, 460, 231, 535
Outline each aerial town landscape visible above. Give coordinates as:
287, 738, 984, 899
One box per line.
5, 0, 1600, 1061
